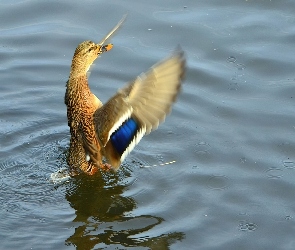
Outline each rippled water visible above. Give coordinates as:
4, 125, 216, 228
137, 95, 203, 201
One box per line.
1, 0, 295, 249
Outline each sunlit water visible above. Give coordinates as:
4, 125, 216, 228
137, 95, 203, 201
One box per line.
1, 0, 295, 249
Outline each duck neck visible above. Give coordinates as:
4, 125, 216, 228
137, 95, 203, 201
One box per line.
65, 58, 94, 110
67, 73, 88, 93
67, 59, 89, 91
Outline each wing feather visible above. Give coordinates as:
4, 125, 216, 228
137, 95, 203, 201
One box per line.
93, 48, 185, 169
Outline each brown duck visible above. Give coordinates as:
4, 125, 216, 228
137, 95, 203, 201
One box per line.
65, 16, 185, 175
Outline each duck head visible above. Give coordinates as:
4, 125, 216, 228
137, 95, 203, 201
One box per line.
70, 40, 113, 76
69, 14, 126, 78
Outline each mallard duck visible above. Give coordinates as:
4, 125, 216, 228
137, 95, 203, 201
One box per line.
65, 16, 185, 175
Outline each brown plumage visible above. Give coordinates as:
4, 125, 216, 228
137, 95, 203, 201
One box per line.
65, 16, 186, 175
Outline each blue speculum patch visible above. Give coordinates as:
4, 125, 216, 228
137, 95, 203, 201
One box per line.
111, 118, 138, 155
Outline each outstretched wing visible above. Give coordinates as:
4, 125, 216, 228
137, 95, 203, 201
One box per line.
93, 49, 185, 170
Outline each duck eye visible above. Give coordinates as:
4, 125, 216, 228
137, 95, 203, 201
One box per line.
101, 46, 108, 53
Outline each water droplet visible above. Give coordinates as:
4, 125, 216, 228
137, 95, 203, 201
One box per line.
156, 154, 164, 164
266, 168, 283, 179
197, 141, 208, 146
236, 63, 246, 70
39, 218, 46, 223
240, 157, 246, 164
239, 221, 257, 231
148, 28, 152, 31
239, 222, 248, 231
283, 160, 294, 169
247, 223, 257, 231
231, 75, 237, 81
195, 150, 209, 156
227, 56, 236, 63
207, 175, 230, 190
228, 82, 238, 91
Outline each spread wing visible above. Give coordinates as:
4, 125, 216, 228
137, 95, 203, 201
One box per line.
93, 49, 185, 170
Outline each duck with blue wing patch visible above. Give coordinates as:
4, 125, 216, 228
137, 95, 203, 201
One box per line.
65, 15, 186, 175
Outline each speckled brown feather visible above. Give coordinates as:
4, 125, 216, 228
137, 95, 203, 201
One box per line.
65, 74, 103, 174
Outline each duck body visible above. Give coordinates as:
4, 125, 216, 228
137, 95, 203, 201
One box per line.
65, 18, 185, 175
65, 75, 103, 174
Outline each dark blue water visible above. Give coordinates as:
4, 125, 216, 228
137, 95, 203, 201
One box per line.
1, 0, 295, 249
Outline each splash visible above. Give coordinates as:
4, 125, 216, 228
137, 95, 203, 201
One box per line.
50, 168, 71, 184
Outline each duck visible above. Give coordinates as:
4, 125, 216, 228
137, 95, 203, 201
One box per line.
65, 16, 185, 175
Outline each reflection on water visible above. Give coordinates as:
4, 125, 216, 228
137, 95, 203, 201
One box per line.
63, 168, 184, 249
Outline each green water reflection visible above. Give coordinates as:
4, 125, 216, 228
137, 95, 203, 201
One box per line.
64, 169, 184, 249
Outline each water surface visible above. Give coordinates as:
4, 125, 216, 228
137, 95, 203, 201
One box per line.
1, 0, 295, 249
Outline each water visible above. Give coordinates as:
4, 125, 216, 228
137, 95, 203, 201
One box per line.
1, 0, 295, 249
